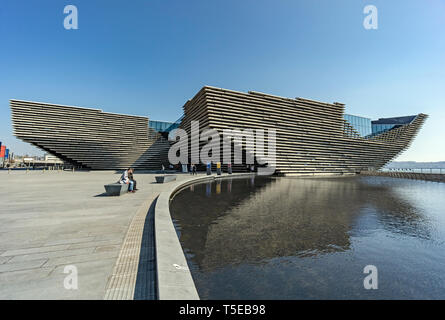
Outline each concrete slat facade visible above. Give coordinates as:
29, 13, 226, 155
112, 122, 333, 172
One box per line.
10, 99, 169, 170
10, 86, 427, 174
178, 86, 427, 175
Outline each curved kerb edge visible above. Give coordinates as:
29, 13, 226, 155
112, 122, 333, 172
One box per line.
104, 196, 154, 300
155, 173, 256, 300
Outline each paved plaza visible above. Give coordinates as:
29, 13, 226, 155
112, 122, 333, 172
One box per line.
0, 170, 198, 299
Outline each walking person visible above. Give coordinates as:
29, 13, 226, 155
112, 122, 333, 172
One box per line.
193, 163, 197, 175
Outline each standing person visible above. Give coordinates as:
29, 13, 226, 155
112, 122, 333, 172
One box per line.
119, 168, 135, 193
128, 167, 138, 191
161, 164, 165, 173
193, 163, 197, 175
190, 163, 194, 175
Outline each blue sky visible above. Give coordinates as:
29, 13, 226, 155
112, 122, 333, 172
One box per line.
0, 0, 444, 161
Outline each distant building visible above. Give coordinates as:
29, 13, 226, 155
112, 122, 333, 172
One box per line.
44, 154, 63, 163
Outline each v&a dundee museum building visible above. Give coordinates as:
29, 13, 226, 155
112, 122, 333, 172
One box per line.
10, 86, 427, 175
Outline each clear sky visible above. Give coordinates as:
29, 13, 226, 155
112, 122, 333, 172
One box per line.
0, 0, 444, 161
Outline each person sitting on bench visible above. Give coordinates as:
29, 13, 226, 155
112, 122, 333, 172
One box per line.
128, 167, 138, 191
119, 168, 135, 193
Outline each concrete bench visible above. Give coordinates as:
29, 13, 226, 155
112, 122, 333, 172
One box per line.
155, 175, 177, 183
104, 183, 129, 196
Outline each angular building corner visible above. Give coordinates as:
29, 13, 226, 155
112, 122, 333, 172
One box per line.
9, 99, 170, 170
10, 87, 428, 174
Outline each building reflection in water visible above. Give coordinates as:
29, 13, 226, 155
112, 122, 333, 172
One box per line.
205, 181, 212, 197
216, 180, 221, 195
170, 176, 443, 299
227, 178, 232, 193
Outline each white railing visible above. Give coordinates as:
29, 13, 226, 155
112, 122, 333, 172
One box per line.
381, 168, 445, 174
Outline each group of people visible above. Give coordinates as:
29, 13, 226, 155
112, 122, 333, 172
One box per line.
119, 167, 138, 193
119, 164, 255, 190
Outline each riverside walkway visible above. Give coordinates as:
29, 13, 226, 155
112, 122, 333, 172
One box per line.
0, 170, 240, 299
362, 171, 445, 183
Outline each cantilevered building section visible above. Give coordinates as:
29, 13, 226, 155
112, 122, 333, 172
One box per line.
10, 99, 170, 170
178, 86, 427, 175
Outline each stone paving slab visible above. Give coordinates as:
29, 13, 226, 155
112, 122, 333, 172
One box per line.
0, 170, 214, 299
0, 256, 13, 265
0, 266, 54, 283
8, 247, 95, 264
1, 244, 71, 257
0, 259, 48, 273
0, 258, 117, 299
68, 239, 122, 250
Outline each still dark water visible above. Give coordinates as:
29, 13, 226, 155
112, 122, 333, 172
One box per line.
170, 176, 445, 299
